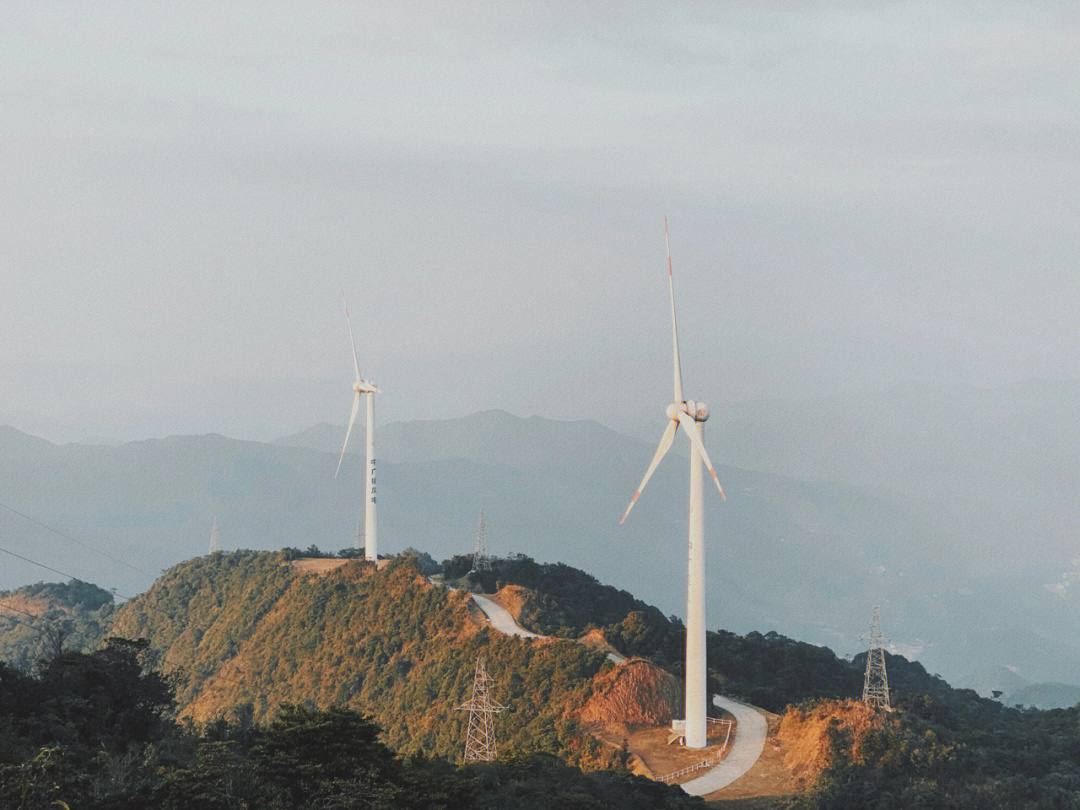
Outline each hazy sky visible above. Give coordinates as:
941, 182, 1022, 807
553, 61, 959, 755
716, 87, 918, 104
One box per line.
3, 1, 1079, 442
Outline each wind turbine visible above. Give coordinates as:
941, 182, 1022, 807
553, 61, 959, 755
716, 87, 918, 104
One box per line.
620, 218, 727, 750
335, 293, 381, 562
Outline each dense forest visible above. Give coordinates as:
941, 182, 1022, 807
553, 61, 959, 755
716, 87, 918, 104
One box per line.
8, 550, 1080, 807
108, 552, 622, 768
779, 689, 1080, 809
0, 580, 115, 668
453, 554, 869, 713
0, 639, 702, 809
450, 554, 1080, 807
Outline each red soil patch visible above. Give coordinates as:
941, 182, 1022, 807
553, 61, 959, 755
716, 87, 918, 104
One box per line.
579, 659, 681, 726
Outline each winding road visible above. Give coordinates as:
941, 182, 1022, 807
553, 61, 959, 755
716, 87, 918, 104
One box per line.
466, 589, 767, 796
682, 695, 769, 796
470, 594, 544, 639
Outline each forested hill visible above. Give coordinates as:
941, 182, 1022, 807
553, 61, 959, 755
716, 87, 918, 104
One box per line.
10, 552, 1080, 806
451, 558, 1080, 807
0, 580, 115, 668
4, 550, 961, 725
109, 551, 621, 768
449, 553, 956, 713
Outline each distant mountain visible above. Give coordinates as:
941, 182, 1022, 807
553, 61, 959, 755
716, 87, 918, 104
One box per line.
274, 409, 651, 469
715, 379, 1080, 577
1006, 682, 1080, 710
4, 389, 1080, 690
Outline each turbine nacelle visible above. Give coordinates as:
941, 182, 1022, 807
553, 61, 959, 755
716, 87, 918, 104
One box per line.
352, 380, 382, 394
665, 401, 709, 423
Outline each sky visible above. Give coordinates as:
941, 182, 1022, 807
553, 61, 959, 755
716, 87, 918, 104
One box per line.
2, 1, 1079, 443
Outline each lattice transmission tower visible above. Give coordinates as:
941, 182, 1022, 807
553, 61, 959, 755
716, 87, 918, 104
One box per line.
456, 657, 505, 761
353, 518, 363, 552
473, 510, 491, 573
208, 518, 221, 554
861, 606, 891, 710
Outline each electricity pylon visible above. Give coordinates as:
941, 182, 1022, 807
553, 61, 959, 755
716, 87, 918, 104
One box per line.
473, 510, 491, 573
861, 606, 891, 710
353, 518, 363, 552
208, 518, 221, 554
456, 658, 505, 761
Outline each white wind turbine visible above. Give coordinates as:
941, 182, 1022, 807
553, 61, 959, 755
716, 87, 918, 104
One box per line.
335, 293, 381, 562
620, 218, 727, 750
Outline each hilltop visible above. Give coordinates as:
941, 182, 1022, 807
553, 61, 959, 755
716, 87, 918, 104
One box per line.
111, 551, 630, 768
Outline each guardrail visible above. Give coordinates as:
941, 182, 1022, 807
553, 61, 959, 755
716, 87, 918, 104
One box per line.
658, 720, 733, 784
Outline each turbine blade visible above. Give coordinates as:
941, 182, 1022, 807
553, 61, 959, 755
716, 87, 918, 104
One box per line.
334, 392, 362, 478
665, 217, 684, 403
676, 411, 726, 501
341, 291, 362, 383
620, 419, 679, 524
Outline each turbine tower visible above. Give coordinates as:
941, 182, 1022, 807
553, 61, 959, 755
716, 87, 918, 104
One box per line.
473, 510, 491, 573
456, 657, 505, 761
862, 606, 891, 710
619, 218, 727, 750
208, 518, 221, 554
335, 293, 381, 562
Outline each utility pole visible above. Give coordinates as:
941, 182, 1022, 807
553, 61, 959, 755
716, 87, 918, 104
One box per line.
456, 657, 505, 761
862, 606, 891, 710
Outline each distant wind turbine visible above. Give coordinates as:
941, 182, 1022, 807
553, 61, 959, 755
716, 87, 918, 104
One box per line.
619, 218, 727, 750
335, 293, 381, 562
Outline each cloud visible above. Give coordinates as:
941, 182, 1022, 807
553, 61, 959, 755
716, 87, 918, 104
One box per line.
2, 1, 1079, 440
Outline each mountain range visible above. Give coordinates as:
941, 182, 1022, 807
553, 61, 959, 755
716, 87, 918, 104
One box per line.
2, 380, 1079, 695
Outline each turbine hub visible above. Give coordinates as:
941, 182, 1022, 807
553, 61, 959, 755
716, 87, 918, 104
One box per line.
665, 401, 709, 422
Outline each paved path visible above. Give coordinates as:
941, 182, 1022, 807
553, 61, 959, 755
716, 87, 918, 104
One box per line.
459, 584, 768, 793
680, 695, 769, 796
470, 593, 544, 639
469, 592, 626, 662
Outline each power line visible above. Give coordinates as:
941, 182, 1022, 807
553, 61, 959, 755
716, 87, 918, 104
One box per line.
0, 542, 86, 587
0, 599, 43, 621
0, 504, 253, 687
0, 540, 174, 620
0, 599, 55, 643
0, 500, 153, 577
0, 540, 253, 692
0, 544, 90, 585
0, 542, 154, 610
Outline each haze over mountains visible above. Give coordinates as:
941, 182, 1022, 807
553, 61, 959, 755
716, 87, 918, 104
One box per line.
2, 379, 1078, 699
